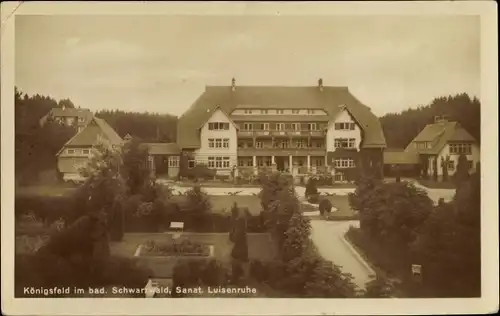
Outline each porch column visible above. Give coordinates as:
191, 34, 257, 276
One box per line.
307, 155, 311, 172
289, 155, 293, 171
271, 156, 275, 164
253, 156, 257, 175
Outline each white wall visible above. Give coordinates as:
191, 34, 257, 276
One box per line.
435, 143, 480, 175
194, 108, 238, 174
326, 109, 363, 152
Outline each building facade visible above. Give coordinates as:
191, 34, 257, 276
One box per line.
39, 106, 93, 133
177, 79, 387, 182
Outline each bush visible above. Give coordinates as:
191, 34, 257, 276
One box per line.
318, 199, 333, 215
15, 195, 73, 225
186, 164, 216, 180
307, 194, 320, 204
305, 178, 319, 198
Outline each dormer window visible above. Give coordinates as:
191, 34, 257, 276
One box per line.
292, 109, 300, 114
307, 109, 316, 114
260, 109, 268, 114
335, 122, 355, 130
276, 109, 284, 114
208, 122, 230, 130
244, 109, 252, 114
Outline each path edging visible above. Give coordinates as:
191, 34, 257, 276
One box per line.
339, 232, 376, 278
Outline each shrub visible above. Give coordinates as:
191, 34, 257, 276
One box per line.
305, 178, 319, 198
187, 164, 216, 180
319, 199, 333, 215
231, 217, 249, 262
231, 260, 244, 284
15, 195, 73, 225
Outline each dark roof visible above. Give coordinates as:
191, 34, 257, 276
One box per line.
140, 143, 180, 155
405, 121, 477, 155
231, 115, 330, 122
177, 85, 386, 149
40, 107, 93, 126
383, 149, 419, 165
57, 117, 123, 155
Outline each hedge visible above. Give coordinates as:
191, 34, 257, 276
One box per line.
15, 195, 74, 224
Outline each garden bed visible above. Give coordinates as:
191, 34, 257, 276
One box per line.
138, 239, 212, 257
417, 179, 456, 189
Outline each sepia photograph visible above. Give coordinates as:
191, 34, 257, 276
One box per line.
1, 1, 498, 315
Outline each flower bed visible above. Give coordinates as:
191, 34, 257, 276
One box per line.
140, 239, 211, 257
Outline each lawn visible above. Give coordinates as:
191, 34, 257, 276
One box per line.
417, 179, 456, 189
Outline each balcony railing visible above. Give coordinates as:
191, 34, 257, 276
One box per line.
238, 130, 326, 137
238, 147, 326, 156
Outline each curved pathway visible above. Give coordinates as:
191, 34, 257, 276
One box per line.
310, 220, 375, 290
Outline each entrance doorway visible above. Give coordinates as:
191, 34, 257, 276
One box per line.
275, 156, 285, 172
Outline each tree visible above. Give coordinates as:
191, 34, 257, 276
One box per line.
282, 212, 311, 262
229, 202, 240, 242
353, 181, 433, 247
432, 159, 438, 181
411, 170, 480, 297
440, 155, 451, 182
364, 276, 393, 298
455, 153, 470, 185
305, 178, 319, 201
231, 217, 249, 262
58, 98, 76, 109
121, 137, 151, 195
183, 185, 211, 230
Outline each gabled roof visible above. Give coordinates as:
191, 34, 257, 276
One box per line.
56, 117, 123, 156
197, 106, 238, 130
405, 121, 477, 155
177, 85, 386, 149
40, 107, 93, 126
140, 143, 181, 155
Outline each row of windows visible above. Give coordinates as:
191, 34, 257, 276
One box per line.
207, 156, 231, 169
334, 138, 356, 149
334, 158, 356, 168
243, 109, 318, 115
238, 141, 324, 149
334, 123, 356, 130
442, 160, 474, 171
66, 148, 90, 155
237, 158, 325, 167
449, 143, 472, 155
241, 122, 321, 132
208, 122, 230, 130
208, 138, 230, 148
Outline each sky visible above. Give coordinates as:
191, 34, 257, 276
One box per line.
15, 14, 480, 117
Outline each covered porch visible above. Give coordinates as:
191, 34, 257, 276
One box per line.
141, 143, 181, 179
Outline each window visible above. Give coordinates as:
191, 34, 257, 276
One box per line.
255, 141, 263, 149
247, 159, 253, 167
308, 123, 317, 131
295, 140, 307, 148
243, 123, 253, 131
334, 172, 346, 182
260, 109, 268, 114
293, 123, 300, 131
314, 158, 324, 167
78, 117, 85, 123
265, 157, 272, 167
67, 149, 75, 155
285, 123, 293, 131
292, 109, 300, 114
208, 157, 215, 168
168, 156, 179, 167
275, 140, 289, 149
215, 157, 223, 168
334, 122, 355, 130
244, 109, 253, 114
82, 149, 90, 155
276, 109, 284, 114
223, 138, 229, 148
447, 161, 455, 171
263, 123, 269, 131
257, 157, 264, 167
449, 143, 472, 155
334, 138, 356, 149
238, 159, 245, 167
276, 123, 284, 131
467, 160, 473, 170
334, 158, 355, 168
208, 122, 230, 130
208, 138, 215, 148
215, 139, 222, 148
307, 109, 316, 115
188, 160, 196, 169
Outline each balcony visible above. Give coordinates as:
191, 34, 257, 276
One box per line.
238, 147, 326, 157
237, 130, 326, 138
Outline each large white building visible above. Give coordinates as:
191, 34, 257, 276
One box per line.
177, 78, 387, 182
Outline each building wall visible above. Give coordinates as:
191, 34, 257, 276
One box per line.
325, 109, 363, 152
194, 108, 238, 175
435, 143, 480, 176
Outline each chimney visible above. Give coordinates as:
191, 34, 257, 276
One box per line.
434, 115, 449, 123
318, 78, 324, 91
231, 78, 236, 91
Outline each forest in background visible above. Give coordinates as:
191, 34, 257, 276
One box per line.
379, 93, 481, 149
